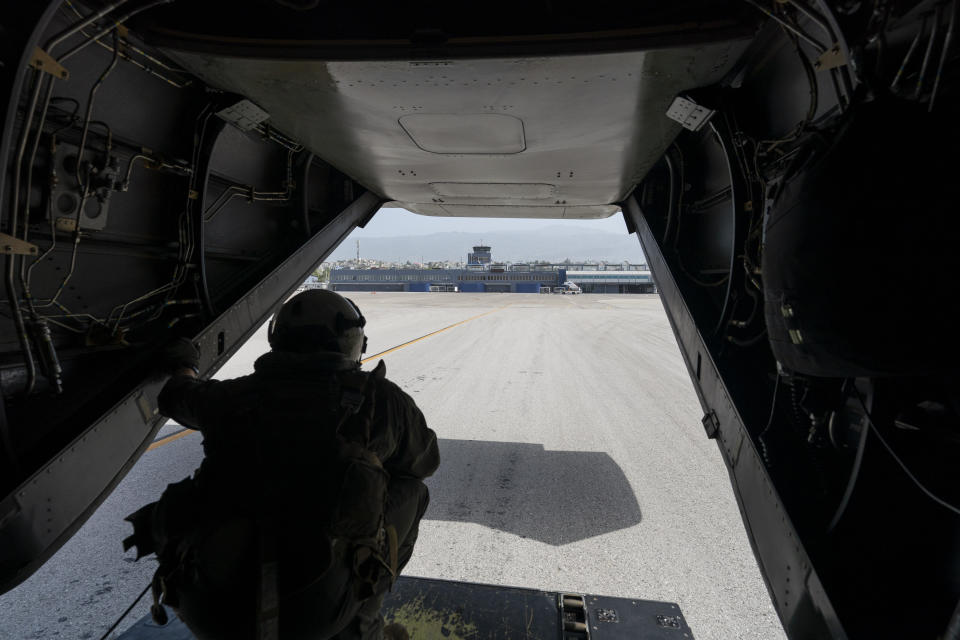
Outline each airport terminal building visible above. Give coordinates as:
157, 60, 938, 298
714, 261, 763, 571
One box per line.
330, 246, 653, 293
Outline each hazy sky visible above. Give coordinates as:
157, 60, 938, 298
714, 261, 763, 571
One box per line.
348, 206, 631, 238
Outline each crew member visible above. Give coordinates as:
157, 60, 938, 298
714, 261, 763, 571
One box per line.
124, 289, 440, 640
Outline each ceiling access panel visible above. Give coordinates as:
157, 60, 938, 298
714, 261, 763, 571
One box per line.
162, 41, 750, 219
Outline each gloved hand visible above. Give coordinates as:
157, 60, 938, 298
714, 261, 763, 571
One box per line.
162, 337, 200, 376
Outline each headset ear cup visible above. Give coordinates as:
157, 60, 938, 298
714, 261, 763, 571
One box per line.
345, 298, 366, 328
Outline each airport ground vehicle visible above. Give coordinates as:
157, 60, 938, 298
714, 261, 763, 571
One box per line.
2, 2, 959, 638
551, 282, 581, 294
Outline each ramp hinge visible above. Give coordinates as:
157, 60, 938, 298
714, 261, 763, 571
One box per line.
702, 410, 720, 439
0, 233, 39, 256
29, 47, 69, 80
559, 593, 590, 640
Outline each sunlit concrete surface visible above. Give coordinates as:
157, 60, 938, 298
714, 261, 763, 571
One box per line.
0, 293, 786, 640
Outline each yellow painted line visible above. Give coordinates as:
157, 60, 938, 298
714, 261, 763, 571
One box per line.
361, 303, 511, 364
147, 428, 194, 451
148, 303, 510, 451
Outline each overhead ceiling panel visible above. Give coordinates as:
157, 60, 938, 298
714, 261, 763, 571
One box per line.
167, 40, 748, 218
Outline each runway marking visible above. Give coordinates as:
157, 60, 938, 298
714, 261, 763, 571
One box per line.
147, 304, 510, 451
361, 303, 511, 364
148, 428, 193, 451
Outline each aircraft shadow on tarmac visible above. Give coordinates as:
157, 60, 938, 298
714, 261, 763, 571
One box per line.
423, 439, 641, 545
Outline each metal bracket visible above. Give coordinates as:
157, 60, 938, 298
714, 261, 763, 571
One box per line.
216, 99, 270, 132
702, 410, 720, 439
135, 391, 157, 424
666, 96, 716, 132
814, 45, 846, 71
0, 233, 38, 256
28, 47, 68, 80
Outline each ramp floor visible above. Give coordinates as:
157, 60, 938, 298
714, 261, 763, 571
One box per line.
118, 576, 693, 639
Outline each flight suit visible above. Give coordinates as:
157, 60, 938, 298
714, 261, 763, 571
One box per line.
128, 350, 439, 640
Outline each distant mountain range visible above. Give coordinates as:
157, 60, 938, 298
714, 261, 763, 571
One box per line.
327, 226, 645, 263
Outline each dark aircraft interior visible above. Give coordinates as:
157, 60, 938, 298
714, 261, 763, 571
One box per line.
2, 2, 959, 638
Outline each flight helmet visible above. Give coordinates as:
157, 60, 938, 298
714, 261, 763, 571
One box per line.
268, 289, 367, 361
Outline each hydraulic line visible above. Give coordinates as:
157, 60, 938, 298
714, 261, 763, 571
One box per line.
930, 0, 957, 111
6, 1, 172, 394
30, 30, 121, 314
945, 597, 960, 640
20, 0, 173, 256
891, 16, 926, 92
64, 1, 192, 89
916, 4, 943, 98
742, 0, 827, 52
757, 374, 782, 466
194, 117, 227, 318
108, 106, 213, 330
710, 116, 751, 340
121, 153, 192, 192
25, 4, 174, 322
726, 331, 767, 347
830, 385, 960, 530
121, 154, 153, 190
10, 0, 130, 246
786, 0, 833, 40
45, 0, 129, 49
55, 1, 173, 63
299, 153, 314, 237
74, 30, 120, 195
204, 149, 298, 221
827, 396, 869, 532
6, 73, 43, 395
669, 140, 730, 290
661, 151, 677, 246
855, 391, 960, 517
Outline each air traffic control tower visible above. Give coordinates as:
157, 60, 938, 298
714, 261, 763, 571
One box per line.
467, 245, 492, 266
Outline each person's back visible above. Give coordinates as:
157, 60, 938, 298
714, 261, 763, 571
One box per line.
124, 290, 439, 639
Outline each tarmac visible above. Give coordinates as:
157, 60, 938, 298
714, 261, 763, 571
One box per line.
0, 293, 786, 640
